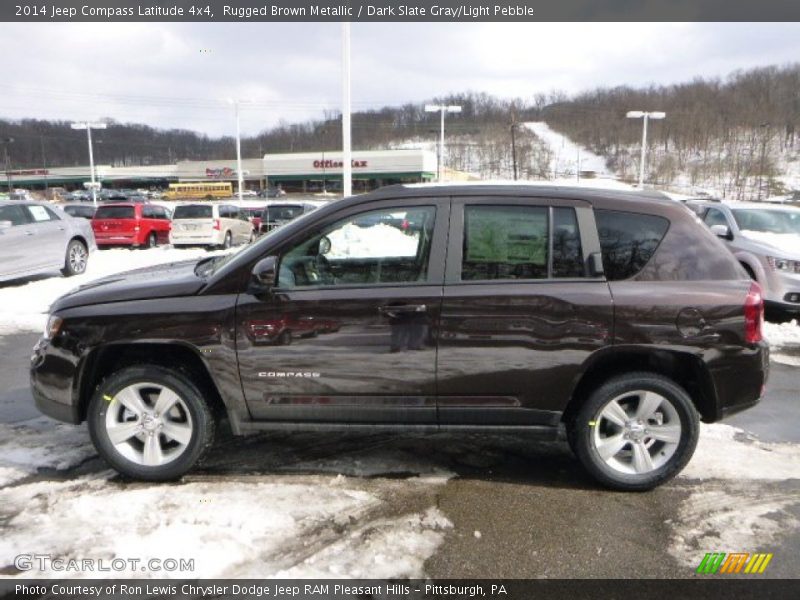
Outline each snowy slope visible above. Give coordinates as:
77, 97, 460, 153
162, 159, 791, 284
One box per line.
525, 121, 615, 179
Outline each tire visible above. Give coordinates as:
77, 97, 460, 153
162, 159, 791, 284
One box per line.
248, 230, 256, 244
61, 239, 88, 277
568, 372, 699, 491
278, 330, 292, 346
146, 231, 157, 248
87, 365, 215, 481
222, 231, 232, 249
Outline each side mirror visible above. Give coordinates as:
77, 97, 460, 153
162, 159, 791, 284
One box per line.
588, 251, 604, 277
252, 256, 278, 287
0, 220, 12, 230
710, 224, 733, 240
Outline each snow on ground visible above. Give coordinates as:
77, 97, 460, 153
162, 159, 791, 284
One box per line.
0, 246, 224, 336
524, 122, 615, 180
765, 319, 800, 366
0, 417, 95, 486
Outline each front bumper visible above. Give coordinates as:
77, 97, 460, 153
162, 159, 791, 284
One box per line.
763, 269, 800, 312
30, 337, 82, 424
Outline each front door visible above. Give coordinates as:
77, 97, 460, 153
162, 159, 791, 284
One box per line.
236, 198, 449, 423
436, 197, 613, 426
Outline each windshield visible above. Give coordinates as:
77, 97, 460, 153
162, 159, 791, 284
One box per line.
732, 209, 800, 235
174, 204, 213, 219
265, 205, 303, 221
94, 206, 135, 219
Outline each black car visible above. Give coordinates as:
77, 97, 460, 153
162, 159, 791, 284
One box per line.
30, 184, 768, 490
258, 202, 317, 234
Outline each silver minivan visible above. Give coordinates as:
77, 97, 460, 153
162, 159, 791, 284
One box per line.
0, 201, 97, 282
170, 203, 255, 249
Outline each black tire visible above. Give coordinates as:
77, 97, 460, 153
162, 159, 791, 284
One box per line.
87, 365, 215, 481
146, 231, 157, 248
248, 230, 256, 244
61, 239, 88, 277
568, 372, 699, 491
222, 231, 232, 249
278, 330, 293, 345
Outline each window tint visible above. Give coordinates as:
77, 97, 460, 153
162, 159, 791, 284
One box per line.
173, 205, 213, 219
552, 207, 584, 277
94, 206, 135, 219
596, 210, 669, 281
703, 208, 729, 228
279, 206, 435, 288
462, 205, 548, 281
142, 206, 155, 218
0, 205, 29, 226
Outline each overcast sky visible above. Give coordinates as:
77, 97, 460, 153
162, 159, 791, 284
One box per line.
1, 22, 798, 137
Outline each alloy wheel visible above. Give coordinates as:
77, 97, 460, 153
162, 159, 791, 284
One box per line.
68, 243, 88, 273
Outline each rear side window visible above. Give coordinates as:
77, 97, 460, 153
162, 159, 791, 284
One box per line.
462, 205, 548, 280
0, 205, 29, 226
595, 210, 669, 281
174, 205, 213, 219
94, 206, 135, 219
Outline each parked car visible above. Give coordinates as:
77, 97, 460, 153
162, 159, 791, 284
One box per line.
170, 203, 255, 249
689, 201, 800, 314
258, 187, 287, 199
258, 202, 317, 235
240, 206, 263, 231
0, 200, 95, 282
66, 190, 92, 203
91, 203, 171, 249
31, 184, 767, 490
62, 204, 96, 220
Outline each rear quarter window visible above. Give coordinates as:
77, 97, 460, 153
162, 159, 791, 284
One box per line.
596, 210, 669, 281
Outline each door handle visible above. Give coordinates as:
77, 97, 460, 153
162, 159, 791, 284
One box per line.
379, 304, 427, 317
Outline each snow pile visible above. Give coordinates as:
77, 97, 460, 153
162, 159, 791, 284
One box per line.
0, 417, 95, 486
764, 319, 800, 366
682, 423, 800, 481
327, 223, 419, 259
0, 246, 224, 336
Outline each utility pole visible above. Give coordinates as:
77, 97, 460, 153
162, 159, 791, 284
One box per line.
626, 111, 666, 188
70, 122, 107, 205
228, 98, 253, 202
757, 122, 770, 201
1, 138, 13, 193
341, 22, 352, 197
40, 135, 48, 194
424, 104, 462, 181
510, 110, 518, 181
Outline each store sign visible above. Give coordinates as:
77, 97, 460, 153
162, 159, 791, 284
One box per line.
313, 160, 368, 169
206, 167, 235, 178
8, 169, 49, 176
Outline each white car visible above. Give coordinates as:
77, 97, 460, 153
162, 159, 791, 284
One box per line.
170, 203, 255, 249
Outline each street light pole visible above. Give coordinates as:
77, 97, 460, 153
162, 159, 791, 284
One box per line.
1, 137, 13, 193
228, 99, 253, 203
425, 104, 462, 181
341, 22, 352, 197
71, 122, 107, 205
626, 110, 665, 188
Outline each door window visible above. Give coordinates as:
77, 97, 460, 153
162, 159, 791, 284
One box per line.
0, 205, 30, 226
462, 205, 548, 280
278, 206, 436, 288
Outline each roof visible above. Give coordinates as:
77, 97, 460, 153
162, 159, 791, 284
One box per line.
692, 200, 800, 212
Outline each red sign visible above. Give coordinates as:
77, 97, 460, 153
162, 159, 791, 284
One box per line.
313, 160, 368, 169
206, 167, 235, 178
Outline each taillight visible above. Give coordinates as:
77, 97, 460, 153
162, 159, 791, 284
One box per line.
744, 281, 764, 343
213, 219, 221, 230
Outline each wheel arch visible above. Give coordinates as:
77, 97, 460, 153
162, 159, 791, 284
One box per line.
75, 342, 228, 422
563, 347, 719, 426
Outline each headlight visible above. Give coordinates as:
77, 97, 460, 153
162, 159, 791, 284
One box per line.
44, 315, 63, 339
767, 257, 800, 273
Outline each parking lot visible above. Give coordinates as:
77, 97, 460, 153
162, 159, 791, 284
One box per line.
0, 246, 798, 579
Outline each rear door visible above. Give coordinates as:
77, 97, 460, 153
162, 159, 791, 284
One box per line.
93, 205, 137, 243
436, 196, 613, 426
172, 204, 215, 241
22, 204, 69, 269
0, 204, 37, 277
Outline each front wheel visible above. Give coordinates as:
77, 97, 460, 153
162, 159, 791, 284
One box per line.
61, 239, 88, 276
87, 365, 215, 481
569, 372, 699, 491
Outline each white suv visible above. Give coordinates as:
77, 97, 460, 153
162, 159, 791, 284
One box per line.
170, 203, 254, 249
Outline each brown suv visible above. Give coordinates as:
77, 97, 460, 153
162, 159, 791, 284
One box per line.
30, 185, 768, 490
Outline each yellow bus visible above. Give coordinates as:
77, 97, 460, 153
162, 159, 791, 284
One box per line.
165, 182, 233, 200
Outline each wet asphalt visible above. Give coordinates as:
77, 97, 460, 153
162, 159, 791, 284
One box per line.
1, 331, 798, 579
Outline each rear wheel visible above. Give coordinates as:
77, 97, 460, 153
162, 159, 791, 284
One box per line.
222, 230, 232, 249
61, 239, 88, 276
146, 231, 157, 248
87, 365, 215, 481
569, 372, 699, 491
278, 330, 292, 346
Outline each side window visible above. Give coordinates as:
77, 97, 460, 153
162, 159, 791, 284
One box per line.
142, 206, 154, 218
703, 208, 729, 228
278, 206, 436, 288
462, 205, 548, 281
0, 205, 29, 226
25, 205, 57, 223
595, 210, 670, 281
552, 207, 584, 278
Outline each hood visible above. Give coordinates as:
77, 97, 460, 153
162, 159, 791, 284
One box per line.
739, 230, 800, 258
52, 259, 206, 311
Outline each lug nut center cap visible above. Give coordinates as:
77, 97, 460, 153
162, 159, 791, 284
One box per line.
142, 415, 159, 432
